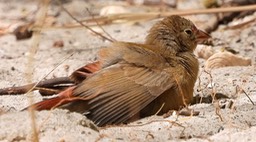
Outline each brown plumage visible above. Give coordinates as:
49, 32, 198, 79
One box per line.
29, 15, 210, 126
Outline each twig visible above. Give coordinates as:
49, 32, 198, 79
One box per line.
26, 0, 51, 141
174, 76, 187, 107
224, 17, 256, 30
154, 103, 165, 115
39, 5, 256, 30
23, 53, 75, 97
213, 100, 223, 121
101, 119, 184, 130
0, 77, 73, 95
203, 70, 216, 102
203, 70, 225, 121
81, 4, 256, 25
100, 119, 186, 138
56, 0, 114, 42
197, 72, 204, 104
85, 8, 116, 42
241, 89, 255, 105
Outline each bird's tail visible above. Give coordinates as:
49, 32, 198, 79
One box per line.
24, 86, 76, 111
22, 61, 101, 110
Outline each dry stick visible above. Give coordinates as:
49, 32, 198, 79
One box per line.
105, 119, 187, 137
241, 89, 255, 105
203, 70, 216, 101
25, 53, 75, 95
154, 103, 165, 115
25, 51, 75, 137
101, 119, 185, 131
26, 1, 74, 138
81, 4, 256, 25
0, 53, 75, 96
203, 70, 224, 121
197, 72, 204, 104
213, 101, 224, 121
174, 76, 188, 108
57, 0, 113, 42
100, 124, 178, 142
40, 5, 256, 31
26, 0, 50, 141
224, 17, 256, 30
0, 77, 73, 95
85, 8, 116, 42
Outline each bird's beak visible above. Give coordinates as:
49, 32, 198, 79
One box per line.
195, 29, 211, 43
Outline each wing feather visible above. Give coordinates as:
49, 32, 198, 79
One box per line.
69, 63, 174, 126
65, 42, 177, 126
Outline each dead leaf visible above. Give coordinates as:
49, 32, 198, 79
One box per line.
13, 22, 34, 40
53, 40, 64, 48
205, 52, 251, 70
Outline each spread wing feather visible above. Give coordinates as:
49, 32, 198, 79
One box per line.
63, 42, 175, 126
70, 64, 174, 126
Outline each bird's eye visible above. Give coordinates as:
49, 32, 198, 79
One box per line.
184, 29, 192, 35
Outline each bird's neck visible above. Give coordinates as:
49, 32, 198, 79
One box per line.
176, 52, 199, 79
145, 31, 198, 78
145, 36, 184, 58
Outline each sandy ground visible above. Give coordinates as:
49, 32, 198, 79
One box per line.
0, 1, 256, 142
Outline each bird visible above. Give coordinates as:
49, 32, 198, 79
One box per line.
27, 15, 210, 126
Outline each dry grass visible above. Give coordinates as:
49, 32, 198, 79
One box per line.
26, 0, 51, 141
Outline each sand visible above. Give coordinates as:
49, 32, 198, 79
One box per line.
0, 0, 255, 141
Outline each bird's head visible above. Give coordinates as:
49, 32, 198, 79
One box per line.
145, 15, 211, 53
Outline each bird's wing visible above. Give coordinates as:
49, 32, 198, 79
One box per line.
72, 63, 174, 126
98, 42, 168, 68
69, 41, 164, 84
69, 61, 101, 83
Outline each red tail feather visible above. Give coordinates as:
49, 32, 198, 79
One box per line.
26, 87, 76, 110
25, 61, 101, 111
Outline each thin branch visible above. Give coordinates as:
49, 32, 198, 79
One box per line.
154, 103, 165, 115
85, 8, 116, 42
39, 4, 256, 30
242, 89, 255, 105
0, 77, 73, 95
81, 4, 256, 24
57, 0, 114, 42
174, 75, 188, 108
224, 17, 256, 30
26, 0, 51, 141
213, 100, 224, 121
203, 70, 216, 102
24, 53, 74, 96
